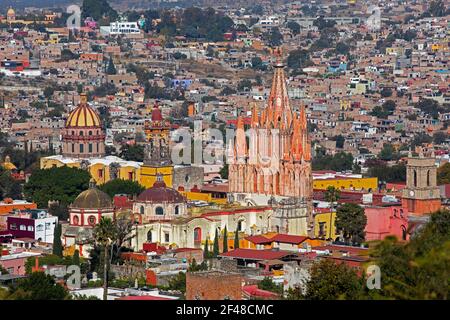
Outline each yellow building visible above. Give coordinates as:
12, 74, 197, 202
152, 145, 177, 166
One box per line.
313, 177, 378, 191
314, 210, 337, 240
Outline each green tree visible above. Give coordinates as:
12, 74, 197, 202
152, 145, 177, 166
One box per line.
379, 143, 395, 161
380, 87, 393, 97
81, 0, 118, 21
304, 259, 363, 300
437, 163, 450, 185
324, 186, 340, 211
222, 226, 228, 253
168, 271, 186, 293
203, 238, 210, 259
219, 164, 228, 179
92, 217, 118, 300
370, 210, 450, 299
258, 277, 283, 294
286, 21, 301, 35
7, 272, 69, 300
433, 131, 447, 145
335, 203, 367, 245
99, 179, 145, 198
52, 223, 63, 257
234, 226, 240, 249
268, 27, 283, 47
119, 144, 144, 162
428, 0, 446, 17
73, 249, 80, 266
106, 56, 116, 75
213, 229, 219, 258
24, 166, 91, 208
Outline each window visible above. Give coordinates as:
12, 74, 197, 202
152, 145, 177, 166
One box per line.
98, 169, 103, 178
128, 172, 133, 180
147, 230, 152, 242
318, 222, 326, 238
427, 170, 430, 186
27, 226, 34, 232
79, 131, 83, 136
140, 206, 144, 215
413, 170, 417, 187
174, 205, 179, 215
155, 207, 164, 215
89, 131, 92, 136
88, 216, 96, 226
194, 227, 202, 244
164, 232, 170, 243
19, 225, 26, 231
10, 223, 17, 230
88, 143, 93, 153
80, 144, 84, 153
36, 224, 43, 232
71, 144, 75, 153
73, 216, 79, 225
45, 223, 51, 230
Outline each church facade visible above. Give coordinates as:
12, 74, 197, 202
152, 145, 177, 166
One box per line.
227, 55, 313, 236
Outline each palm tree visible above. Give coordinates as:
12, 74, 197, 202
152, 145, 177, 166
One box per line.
324, 186, 341, 240
92, 217, 117, 300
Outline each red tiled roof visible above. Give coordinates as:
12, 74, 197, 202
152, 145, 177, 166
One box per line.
243, 285, 278, 298
116, 295, 173, 300
270, 234, 309, 244
174, 247, 202, 253
244, 235, 271, 244
219, 248, 295, 261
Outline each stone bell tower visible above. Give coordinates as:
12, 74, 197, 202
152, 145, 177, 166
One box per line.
402, 151, 441, 216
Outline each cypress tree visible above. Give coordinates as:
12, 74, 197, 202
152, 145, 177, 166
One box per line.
52, 223, 63, 257
213, 229, 219, 257
73, 249, 80, 266
106, 56, 117, 75
222, 226, 228, 253
203, 237, 210, 259
234, 226, 240, 249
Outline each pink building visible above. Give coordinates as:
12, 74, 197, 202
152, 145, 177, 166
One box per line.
365, 206, 409, 241
0, 252, 40, 275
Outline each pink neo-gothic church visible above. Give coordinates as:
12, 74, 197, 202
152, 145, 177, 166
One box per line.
228, 53, 312, 200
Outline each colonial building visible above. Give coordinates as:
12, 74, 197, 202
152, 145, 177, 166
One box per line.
62, 180, 114, 257
228, 54, 312, 201
402, 151, 441, 216
227, 53, 313, 236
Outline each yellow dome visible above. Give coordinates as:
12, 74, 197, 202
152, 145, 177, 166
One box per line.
66, 95, 102, 128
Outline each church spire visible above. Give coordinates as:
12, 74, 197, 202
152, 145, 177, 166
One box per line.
266, 47, 292, 129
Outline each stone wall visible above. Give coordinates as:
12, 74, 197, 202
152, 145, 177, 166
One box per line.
186, 271, 242, 300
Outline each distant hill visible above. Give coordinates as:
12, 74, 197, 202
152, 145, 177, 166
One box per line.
0, 0, 76, 11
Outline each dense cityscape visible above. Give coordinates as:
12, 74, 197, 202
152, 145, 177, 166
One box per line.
0, 0, 449, 303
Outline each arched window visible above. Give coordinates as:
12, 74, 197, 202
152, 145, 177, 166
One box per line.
147, 230, 152, 242
79, 131, 83, 136
174, 205, 179, 215
155, 207, 164, 215
71, 130, 75, 136
413, 170, 417, 187
72, 216, 79, 225
194, 227, 201, 244
427, 170, 430, 186
401, 226, 407, 241
88, 131, 92, 136
140, 205, 144, 215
